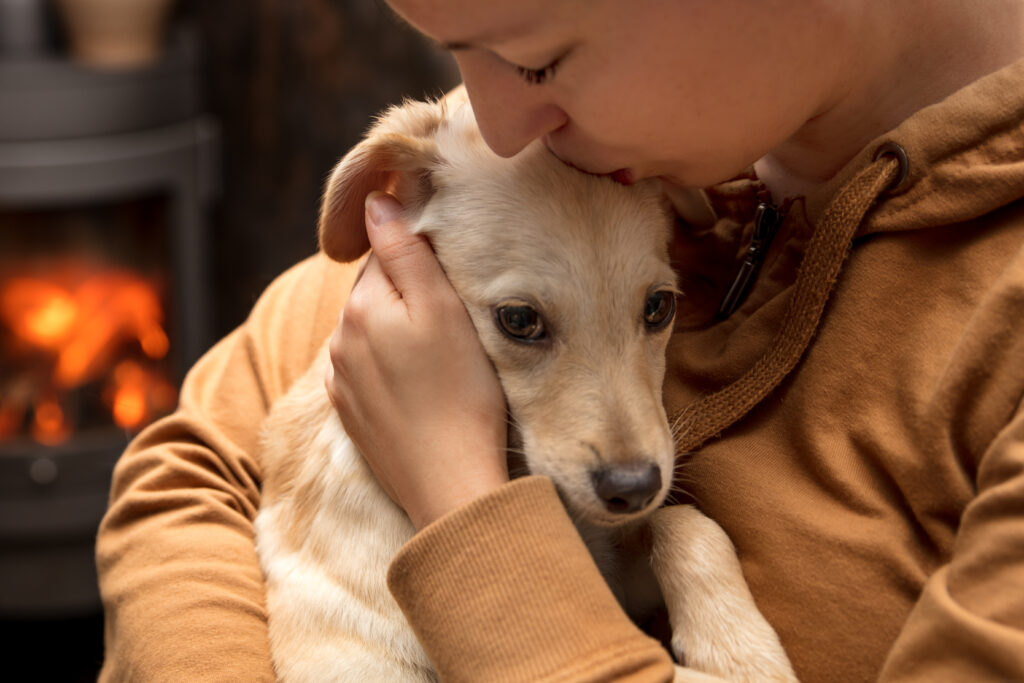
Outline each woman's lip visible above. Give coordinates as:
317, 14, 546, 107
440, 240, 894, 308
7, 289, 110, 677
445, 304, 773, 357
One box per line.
543, 135, 636, 184
611, 169, 635, 185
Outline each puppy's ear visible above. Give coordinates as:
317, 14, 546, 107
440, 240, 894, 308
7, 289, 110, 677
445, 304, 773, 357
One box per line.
318, 99, 445, 262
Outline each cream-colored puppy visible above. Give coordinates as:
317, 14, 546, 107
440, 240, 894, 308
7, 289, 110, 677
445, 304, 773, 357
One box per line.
254, 90, 795, 682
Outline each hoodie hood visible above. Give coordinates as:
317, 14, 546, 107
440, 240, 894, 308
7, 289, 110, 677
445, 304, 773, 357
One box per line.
806, 57, 1024, 235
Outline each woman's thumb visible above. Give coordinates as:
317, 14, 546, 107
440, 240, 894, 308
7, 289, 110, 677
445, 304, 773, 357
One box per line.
364, 191, 443, 296
365, 190, 403, 234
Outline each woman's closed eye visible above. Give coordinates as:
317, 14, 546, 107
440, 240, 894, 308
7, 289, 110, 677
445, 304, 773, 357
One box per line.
509, 45, 572, 85
514, 59, 560, 85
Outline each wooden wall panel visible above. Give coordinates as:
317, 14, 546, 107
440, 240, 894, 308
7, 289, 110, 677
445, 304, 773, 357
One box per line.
187, 0, 458, 338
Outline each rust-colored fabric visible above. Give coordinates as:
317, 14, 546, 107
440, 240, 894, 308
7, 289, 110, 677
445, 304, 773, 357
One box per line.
673, 153, 903, 452
661, 58, 1024, 681
97, 59, 1024, 681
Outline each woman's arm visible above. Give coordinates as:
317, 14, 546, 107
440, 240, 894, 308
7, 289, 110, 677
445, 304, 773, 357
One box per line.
96, 254, 361, 681
879, 400, 1024, 681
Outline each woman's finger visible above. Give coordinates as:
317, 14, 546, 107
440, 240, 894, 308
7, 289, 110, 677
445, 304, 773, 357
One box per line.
364, 191, 449, 308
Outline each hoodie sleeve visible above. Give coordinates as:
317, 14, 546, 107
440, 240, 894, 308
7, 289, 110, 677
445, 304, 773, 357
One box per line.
95, 254, 359, 682
387, 400, 1024, 683
387, 475, 677, 683
879, 400, 1024, 681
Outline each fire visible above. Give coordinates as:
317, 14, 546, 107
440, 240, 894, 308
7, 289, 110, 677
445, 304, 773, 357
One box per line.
0, 261, 177, 443
107, 360, 177, 430
32, 394, 70, 445
1, 279, 78, 349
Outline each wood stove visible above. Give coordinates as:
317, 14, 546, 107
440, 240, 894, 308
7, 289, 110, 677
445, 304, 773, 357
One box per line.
0, 27, 218, 620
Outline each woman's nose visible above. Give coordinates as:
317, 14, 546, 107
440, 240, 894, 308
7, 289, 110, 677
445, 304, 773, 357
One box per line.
455, 53, 568, 158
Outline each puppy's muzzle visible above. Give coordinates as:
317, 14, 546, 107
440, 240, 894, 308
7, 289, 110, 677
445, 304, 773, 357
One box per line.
590, 462, 662, 515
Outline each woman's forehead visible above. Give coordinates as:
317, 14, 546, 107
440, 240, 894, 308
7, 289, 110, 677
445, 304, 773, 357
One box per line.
387, 0, 581, 47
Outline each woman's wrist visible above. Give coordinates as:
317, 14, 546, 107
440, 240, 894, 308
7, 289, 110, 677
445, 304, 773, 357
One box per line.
408, 464, 510, 530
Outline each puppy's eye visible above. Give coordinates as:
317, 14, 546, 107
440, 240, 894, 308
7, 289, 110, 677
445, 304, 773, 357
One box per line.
495, 303, 546, 342
643, 290, 676, 331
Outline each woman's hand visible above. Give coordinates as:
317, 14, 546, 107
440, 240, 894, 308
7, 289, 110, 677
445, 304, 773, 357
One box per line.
325, 191, 509, 530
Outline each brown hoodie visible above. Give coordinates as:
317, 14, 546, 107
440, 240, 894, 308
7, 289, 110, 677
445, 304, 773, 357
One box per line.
96, 58, 1024, 681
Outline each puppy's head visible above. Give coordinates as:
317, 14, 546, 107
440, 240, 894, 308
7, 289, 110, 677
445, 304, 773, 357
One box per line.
320, 90, 680, 526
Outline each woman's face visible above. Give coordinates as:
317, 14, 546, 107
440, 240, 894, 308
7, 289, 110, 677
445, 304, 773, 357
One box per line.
386, 0, 850, 188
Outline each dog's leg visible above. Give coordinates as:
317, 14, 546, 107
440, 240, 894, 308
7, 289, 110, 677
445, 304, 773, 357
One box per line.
649, 504, 798, 682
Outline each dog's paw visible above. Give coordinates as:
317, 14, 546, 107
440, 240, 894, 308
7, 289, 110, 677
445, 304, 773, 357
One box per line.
650, 505, 798, 682
673, 629, 796, 683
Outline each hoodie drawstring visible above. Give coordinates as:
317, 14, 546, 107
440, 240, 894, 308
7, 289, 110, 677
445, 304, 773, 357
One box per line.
672, 145, 908, 453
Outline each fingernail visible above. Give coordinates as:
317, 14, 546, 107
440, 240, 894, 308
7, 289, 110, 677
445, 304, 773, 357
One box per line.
365, 191, 402, 227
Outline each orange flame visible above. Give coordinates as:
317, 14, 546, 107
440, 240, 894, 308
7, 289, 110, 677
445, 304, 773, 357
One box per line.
31, 395, 70, 445
0, 278, 78, 350
107, 360, 176, 430
0, 262, 178, 442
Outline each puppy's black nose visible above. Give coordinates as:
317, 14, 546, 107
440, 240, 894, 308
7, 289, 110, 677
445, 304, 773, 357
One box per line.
590, 463, 662, 514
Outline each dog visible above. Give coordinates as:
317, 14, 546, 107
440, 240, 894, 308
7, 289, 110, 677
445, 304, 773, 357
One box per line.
254, 89, 796, 682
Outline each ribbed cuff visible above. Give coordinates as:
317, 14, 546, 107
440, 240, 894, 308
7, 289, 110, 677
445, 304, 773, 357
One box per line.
387, 476, 672, 683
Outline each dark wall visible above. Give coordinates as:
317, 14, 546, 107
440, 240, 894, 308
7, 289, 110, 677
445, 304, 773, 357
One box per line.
188, 0, 458, 340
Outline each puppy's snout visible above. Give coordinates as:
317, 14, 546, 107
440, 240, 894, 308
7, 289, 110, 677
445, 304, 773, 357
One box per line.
590, 462, 662, 515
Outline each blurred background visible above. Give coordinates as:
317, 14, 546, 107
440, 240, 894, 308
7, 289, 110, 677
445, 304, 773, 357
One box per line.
0, 0, 456, 678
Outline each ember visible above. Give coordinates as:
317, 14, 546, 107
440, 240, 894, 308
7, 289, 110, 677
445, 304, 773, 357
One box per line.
0, 260, 178, 444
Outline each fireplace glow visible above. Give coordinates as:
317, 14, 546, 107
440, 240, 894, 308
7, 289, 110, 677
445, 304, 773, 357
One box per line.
0, 260, 177, 444
32, 394, 69, 445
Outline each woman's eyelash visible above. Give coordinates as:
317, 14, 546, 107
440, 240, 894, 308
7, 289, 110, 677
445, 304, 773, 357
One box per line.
514, 61, 559, 85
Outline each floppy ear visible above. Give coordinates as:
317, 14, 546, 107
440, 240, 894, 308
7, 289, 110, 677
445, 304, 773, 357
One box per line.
317, 98, 446, 262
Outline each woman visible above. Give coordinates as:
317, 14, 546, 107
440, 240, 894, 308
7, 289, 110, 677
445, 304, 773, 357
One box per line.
97, 1, 1024, 680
